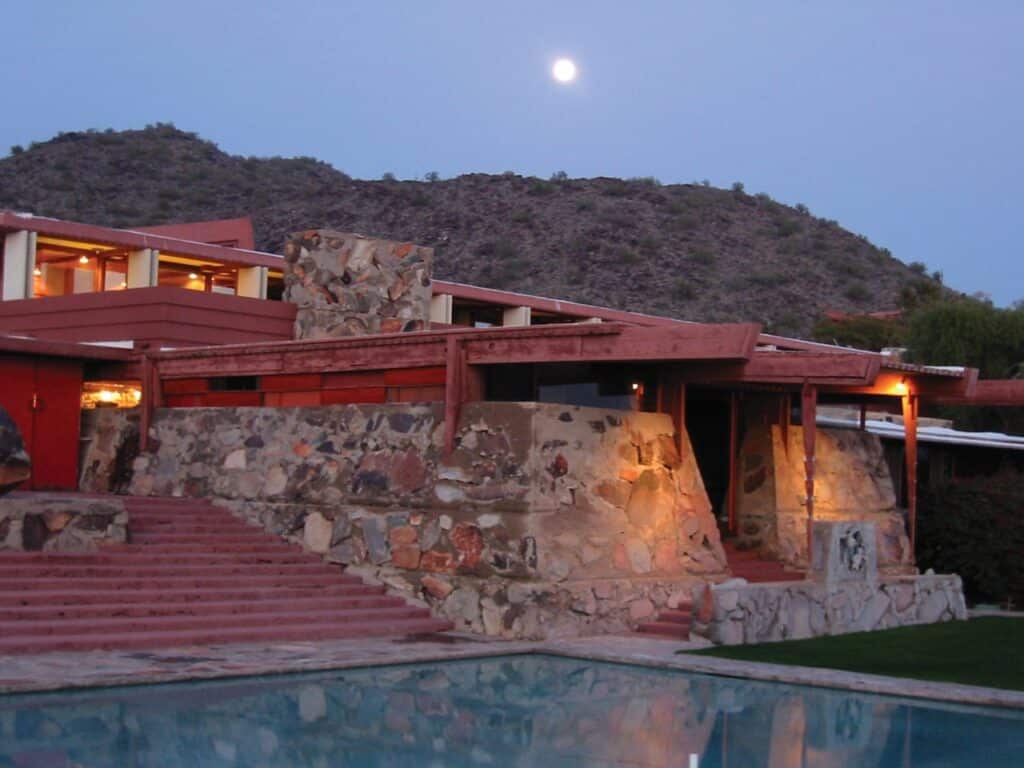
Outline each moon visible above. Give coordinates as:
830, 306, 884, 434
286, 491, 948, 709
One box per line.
552, 58, 578, 84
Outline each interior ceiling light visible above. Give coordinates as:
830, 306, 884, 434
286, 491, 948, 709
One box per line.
33, 267, 42, 276
79, 255, 89, 264
189, 272, 199, 280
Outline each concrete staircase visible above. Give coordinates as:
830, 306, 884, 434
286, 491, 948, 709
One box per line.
635, 603, 694, 640
722, 540, 804, 583
0, 496, 451, 654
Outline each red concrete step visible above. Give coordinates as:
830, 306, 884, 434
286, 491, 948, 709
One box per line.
0, 563, 340, 579
2, 573, 361, 592
0, 617, 454, 654
119, 542, 301, 554
0, 584, 387, 607
1, 605, 433, 637
0, 551, 323, 565
130, 536, 278, 548
0, 594, 406, 621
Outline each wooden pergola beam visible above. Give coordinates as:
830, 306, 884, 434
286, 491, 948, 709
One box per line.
681, 352, 881, 386
926, 378, 1024, 406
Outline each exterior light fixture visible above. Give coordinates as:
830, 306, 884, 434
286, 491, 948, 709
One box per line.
894, 378, 909, 395
79, 255, 89, 265
33, 267, 42, 276
631, 382, 640, 391
189, 272, 199, 280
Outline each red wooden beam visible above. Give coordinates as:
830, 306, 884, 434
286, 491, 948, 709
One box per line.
926, 378, 1024, 406
463, 323, 760, 365
682, 352, 881, 387
902, 393, 919, 556
443, 336, 461, 455
727, 393, 739, 535
801, 383, 817, 564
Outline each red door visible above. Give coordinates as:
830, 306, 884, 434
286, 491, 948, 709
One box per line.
0, 355, 82, 490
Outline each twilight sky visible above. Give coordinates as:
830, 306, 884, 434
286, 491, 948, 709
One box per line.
2, 2, 1021, 304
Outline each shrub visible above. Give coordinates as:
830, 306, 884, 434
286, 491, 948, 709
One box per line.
550, 170, 569, 182
843, 281, 871, 302
381, 172, 396, 181
731, 181, 745, 194
918, 475, 1024, 605
527, 179, 554, 196
795, 203, 810, 215
908, 261, 928, 275
775, 218, 801, 237
673, 279, 696, 300
638, 236, 659, 253
688, 249, 715, 266
10, 145, 23, 156
424, 171, 440, 182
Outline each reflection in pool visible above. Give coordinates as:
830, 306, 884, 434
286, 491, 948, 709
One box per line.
1, 655, 1022, 767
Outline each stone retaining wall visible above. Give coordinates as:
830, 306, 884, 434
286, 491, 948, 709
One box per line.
0, 496, 127, 552
130, 401, 726, 638
694, 573, 968, 646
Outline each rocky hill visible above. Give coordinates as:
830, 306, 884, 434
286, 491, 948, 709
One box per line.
0, 125, 941, 336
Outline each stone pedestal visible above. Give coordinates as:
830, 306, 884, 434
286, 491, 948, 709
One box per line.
810, 521, 878, 587
282, 230, 433, 339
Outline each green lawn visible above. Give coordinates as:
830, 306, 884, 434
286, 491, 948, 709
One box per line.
690, 617, 1024, 691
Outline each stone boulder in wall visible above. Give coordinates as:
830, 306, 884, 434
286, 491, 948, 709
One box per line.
0, 406, 31, 495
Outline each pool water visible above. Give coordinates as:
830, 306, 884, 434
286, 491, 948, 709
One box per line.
1, 654, 1022, 767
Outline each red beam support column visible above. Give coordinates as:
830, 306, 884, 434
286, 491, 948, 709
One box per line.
801, 383, 818, 562
902, 392, 919, 555
140, 351, 154, 453
727, 392, 739, 535
443, 336, 462, 455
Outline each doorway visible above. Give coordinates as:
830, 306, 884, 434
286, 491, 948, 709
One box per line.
685, 389, 733, 534
0, 355, 83, 490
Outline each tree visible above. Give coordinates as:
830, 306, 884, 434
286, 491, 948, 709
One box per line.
905, 298, 1024, 433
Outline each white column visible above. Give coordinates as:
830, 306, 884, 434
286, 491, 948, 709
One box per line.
126, 248, 158, 288
2, 230, 37, 300
430, 293, 453, 324
237, 266, 267, 299
502, 305, 531, 327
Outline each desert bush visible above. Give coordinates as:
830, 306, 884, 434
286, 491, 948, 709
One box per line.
917, 475, 1024, 605
843, 281, 871, 302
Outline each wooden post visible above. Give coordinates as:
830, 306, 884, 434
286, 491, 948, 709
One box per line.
859, 403, 867, 431
140, 351, 153, 453
443, 336, 462, 455
727, 392, 739, 535
779, 392, 791, 456
902, 392, 919, 556
676, 380, 687, 457
801, 383, 817, 562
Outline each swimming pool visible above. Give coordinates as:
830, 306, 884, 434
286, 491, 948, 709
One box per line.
2, 654, 1022, 766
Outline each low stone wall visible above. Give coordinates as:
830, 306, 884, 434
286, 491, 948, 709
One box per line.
132, 401, 726, 638
0, 496, 127, 552
79, 408, 140, 493
694, 573, 968, 646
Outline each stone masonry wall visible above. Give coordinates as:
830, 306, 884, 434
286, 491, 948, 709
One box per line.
0, 496, 127, 552
282, 230, 433, 339
79, 408, 139, 493
130, 402, 727, 638
694, 573, 967, 646
735, 424, 912, 572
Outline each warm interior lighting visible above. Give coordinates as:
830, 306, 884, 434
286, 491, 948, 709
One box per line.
894, 378, 908, 395
631, 382, 640, 391
79, 255, 89, 265
81, 381, 143, 409
33, 267, 42, 276
189, 272, 199, 280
